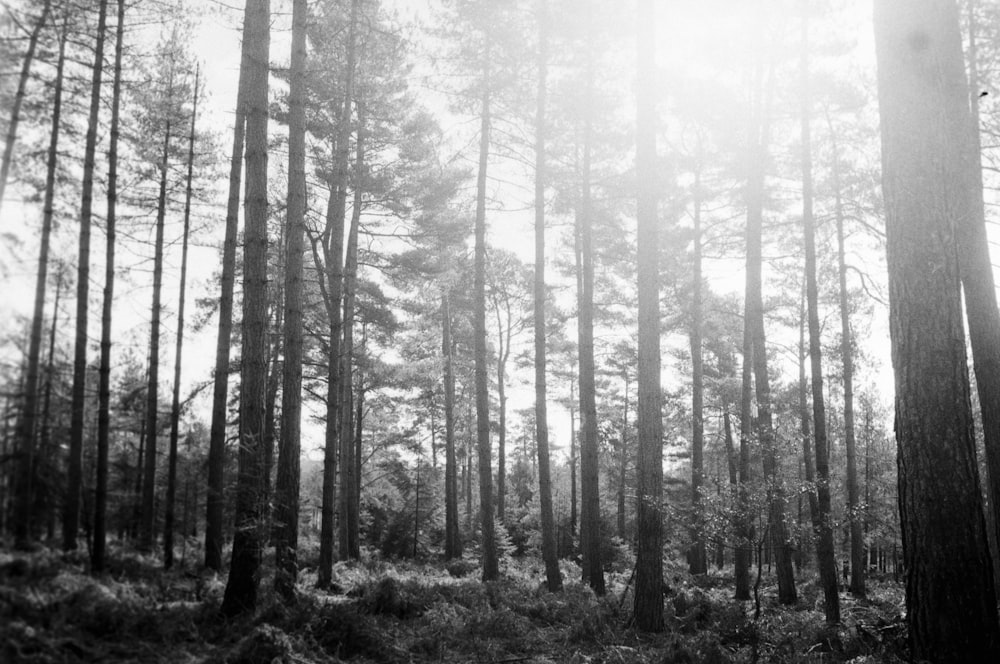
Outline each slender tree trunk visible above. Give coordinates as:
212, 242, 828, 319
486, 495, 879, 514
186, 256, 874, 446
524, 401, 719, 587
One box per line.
140, 79, 174, 553
14, 14, 65, 551
617, 382, 627, 541
40, 273, 63, 538
474, 49, 499, 583
634, 0, 663, 629
164, 66, 199, 570
734, 247, 754, 600
577, 0, 604, 596
206, 0, 254, 573
826, 114, 864, 597
495, 313, 507, 525
534, 1, 559, 590
0, 0, 51, 217
443, 292, 462, 559
798, 287, 819, 537
961, 0, 1000, 595
92, 2, 123, 572
274, 0, 307, 601
874, 0, 1000, 658
221, 0, 270, 618
65, 0, 108, 552
570, 381, 577, 539
800, 8, 838, 621
688, 146, 707, 576
339, 103, 363, 561
318, 0, 360, 586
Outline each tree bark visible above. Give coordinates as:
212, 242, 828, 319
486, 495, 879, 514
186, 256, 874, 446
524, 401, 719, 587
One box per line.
873, 0, 1000, 658
634, 0, 663, 630
339, 103, 363, 561
205, 0, 253, 573
0, 0, 51, 217
534, 0, 560, 592
164, 66, 199, 571
474, 48, 499, 583
688, 143, 707, 576
93, 2, 123, 571
800, 8, 838, 622
221, 0, 270, 618
961, 0, 1000, 596
140, 76, 174, 553
443, 292, 462, 559
65, 0, 108, 552
274, 0, 307, 601
577, 0, 604, 596
14, 13, 65, 551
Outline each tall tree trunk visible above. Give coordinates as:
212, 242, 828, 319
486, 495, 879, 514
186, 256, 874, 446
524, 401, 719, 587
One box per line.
443, 292, 461, 560
140, 75, 174, 553
274, 0, 307, 601
688, 143, 707, 576
318, 0, 361, 587
961, 0, 1000, 594
93, 1, 122, 572
339, 103, 363, 561
800, 7, 838, 621
14, 13, 65, 551
495, 310, 508, 525
826, 114, 864, 596
734, 279, 754, 601
577, 0, 604, 596
40, 272, 63, 538
534, 0, 559, 590
797, 287, 819, 555
206, 0, 254, 573
65, 0, 108, 552
474, 48, 499, 583
221, 0, 270, 618
634, 0, 663, 630
873, 0, 1000, 658
164, 66, 199, 570
570, 379, 577, 539
745, 44, 795, 605
616, 380, 627, 541
0, 0, 51, 217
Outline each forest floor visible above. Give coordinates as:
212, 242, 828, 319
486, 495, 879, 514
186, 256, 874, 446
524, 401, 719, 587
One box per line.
0, 545, 908, 664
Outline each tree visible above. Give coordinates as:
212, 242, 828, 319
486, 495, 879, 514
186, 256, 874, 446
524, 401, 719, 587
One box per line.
164, 65, 200, 570
442, 290, 462, 559
205, 0, 253, 573
534, 0, 561, 592
93, 0, 124, 573
13, 9, 66, 551
0, 0, 51, 218
577, 0, 604, 596
799, 4, 838, 623
221, 0, 270, 618
274, 0, 307, 601
65, 0, 108, 552
633, 0, 663, 631
873, 0, 1000, 659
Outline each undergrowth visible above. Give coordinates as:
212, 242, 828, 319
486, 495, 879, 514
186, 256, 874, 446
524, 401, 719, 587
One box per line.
0, 546, 908, 663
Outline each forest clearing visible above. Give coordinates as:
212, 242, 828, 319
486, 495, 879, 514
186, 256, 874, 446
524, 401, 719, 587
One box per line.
1, 0, 999, 662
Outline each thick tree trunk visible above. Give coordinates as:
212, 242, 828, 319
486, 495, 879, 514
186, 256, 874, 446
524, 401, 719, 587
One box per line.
205, 0, 253, 573
533, 2, 559, 590
140, 98, 173, 553
65, 0, 108, 552
221, 0, 270, 618
577, 0, 604, 596
474, 58, 499, 582
274, 0, 307, 601
93, 2, 123, 571
0, 0, 51, 217
443, 293, 461, 559
734, 259, 754, 601
800, 10, 838, 621
873, 0, 1000, 659
14, 14, 65, 551
634, 0, 663, 630
165, 66, 199, 571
